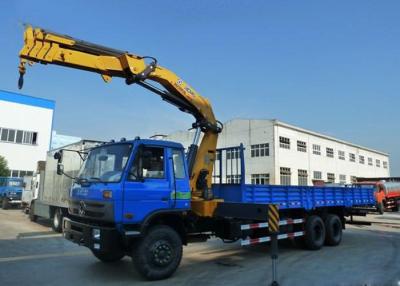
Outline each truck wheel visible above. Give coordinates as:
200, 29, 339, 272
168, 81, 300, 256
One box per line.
91, 249, 125, 263
52, 208, 64, 233
304, 215, 325, 250
324, 214, 342, 246
132, 225, 183, 280
377, 202, 384, 215
2, 198, 9, 210
392, 200, 399, 212
29, 202, 38, 222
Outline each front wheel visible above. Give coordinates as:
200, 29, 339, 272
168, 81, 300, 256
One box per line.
2, 198, 9, 210
132, 225, 183, 280
52, 208, 64, 233
91, 249, 125, 263
29, 201, 38, 222
377, 202, 384, 215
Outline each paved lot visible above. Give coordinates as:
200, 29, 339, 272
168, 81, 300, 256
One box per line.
0, 209, 399, 286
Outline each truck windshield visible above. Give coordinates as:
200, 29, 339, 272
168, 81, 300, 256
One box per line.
0, 179, 23, 187
8, 180, 23, 187
78, 144, 132, 183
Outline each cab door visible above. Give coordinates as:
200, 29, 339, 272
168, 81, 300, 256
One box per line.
168, 148, 191, 210
122, 145, 173, 224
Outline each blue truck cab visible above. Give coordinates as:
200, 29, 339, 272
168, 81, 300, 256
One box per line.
0, 177, 24, 209
66, 138, 190, 225
62, 139, 376, 281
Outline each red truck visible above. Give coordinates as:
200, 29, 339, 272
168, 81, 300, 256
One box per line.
356, 181, 400, 214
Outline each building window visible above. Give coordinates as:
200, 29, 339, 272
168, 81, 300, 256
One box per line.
280, 167, 291, 185
359, 155, 365, 164
227, 174, 240, 184
251, 143, 269, 157
313, 171, 322, 180
251, 174, 270, 185
226, 149, 239, 160
297, 141, 307, 152
326, 147, 334, 158
7, 129, 16, 142
349, 153, 356, 162
16, 130, 23, 143
215, 150, 221, 161
368, 157, 373, 166
9, 170, 34, 178
383, 161, 388, 169
339, 174, 346, 184
0, 127, 38, 145
338, 151, 345, 160
376, 159, 381, 168
298, 169, 308, 186
312, 144, 321, 155
1, 128, 8, 141
327, 173, 335, 183
279, 137, 290, 149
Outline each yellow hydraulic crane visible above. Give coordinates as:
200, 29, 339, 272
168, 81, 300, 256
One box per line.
18, 26, 223, 217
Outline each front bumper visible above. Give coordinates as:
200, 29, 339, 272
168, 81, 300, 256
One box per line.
63, 218, 122, 252
8, 200, 22, 205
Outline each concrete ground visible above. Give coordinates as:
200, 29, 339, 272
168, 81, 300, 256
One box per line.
0, 209, 399, 286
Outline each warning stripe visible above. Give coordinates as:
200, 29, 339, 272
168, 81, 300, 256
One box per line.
241, 222, 269, 230
268, 205, 279, 219
269, 212, 279, 224
241, 231, 305, 246
268, 205, 280, 232
240, 218, 304, 230
269, 219, 279, 233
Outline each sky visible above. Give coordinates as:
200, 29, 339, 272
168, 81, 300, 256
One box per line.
0, 1, 399, 175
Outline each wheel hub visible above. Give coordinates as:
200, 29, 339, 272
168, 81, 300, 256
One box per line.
151, 241, 172, 266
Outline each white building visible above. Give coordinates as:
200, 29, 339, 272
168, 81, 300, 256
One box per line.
0, 90, 55, 177
165, 119, 390, 186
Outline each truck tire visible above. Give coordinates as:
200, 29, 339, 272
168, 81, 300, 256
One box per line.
324, 214, 342, 246
132, 225, 183, 280
52, 208, 64, 233
29, 202, 38, 222
91, 249, 125, 263
2, 198, 9, 210
392, 200, 399, 212
304, 215, 325, 250
377, 202, 384, 215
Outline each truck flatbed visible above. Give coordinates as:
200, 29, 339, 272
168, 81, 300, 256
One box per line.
213, 184, 375, 210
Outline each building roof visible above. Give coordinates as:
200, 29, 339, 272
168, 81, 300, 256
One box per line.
0, 89, 55, 110
224, 118, 389, 156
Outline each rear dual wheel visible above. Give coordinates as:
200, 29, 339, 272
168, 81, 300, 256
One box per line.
324, 214, 342, 246
303, 214, 342, 250
304, 215, 325, 250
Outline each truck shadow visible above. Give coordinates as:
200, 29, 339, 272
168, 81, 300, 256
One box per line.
81, 239, 306, 285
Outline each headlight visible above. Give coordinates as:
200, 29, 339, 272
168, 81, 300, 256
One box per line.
92, 229, 100, 240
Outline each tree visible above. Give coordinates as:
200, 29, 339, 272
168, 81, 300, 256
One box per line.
0, 155, 10, 177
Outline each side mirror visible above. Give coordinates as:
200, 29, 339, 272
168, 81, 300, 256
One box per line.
54, 151, 62, 161
57, 163, 64, 176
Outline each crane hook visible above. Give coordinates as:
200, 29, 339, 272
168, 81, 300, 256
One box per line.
18, 73, 24, 89
18, 60, 26, 89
